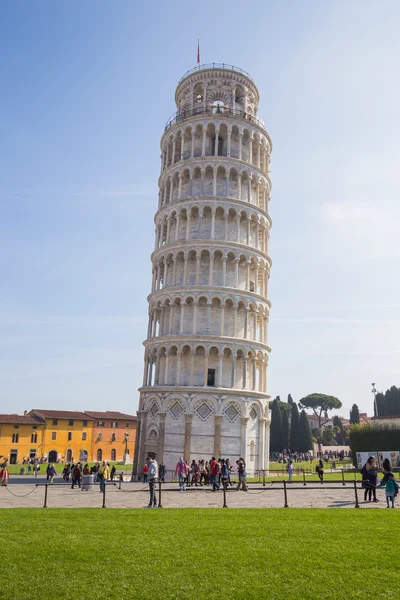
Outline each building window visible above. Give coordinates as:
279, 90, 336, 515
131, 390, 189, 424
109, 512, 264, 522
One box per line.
111, 422, 118, 428
31, 433, 37, 443
83, 420, 88, 427
32, 425, 37, 430
82, 432, 87, 441
13, 425, 19, 429
52, 431, 57, 441
12, 433, 19, 443
125, 422, 130, 428
68, 420, 74, 426
53, 419, 58, 426
68, 432, 72, 441
98, 421, 105, 427
207, 369, 216, 386
97, 449, 102, 461
111, 449, 116, 461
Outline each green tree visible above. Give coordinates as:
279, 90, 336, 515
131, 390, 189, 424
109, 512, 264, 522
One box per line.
270, 399, 282, 453
333, 415, 345, 445
281, 409, 289, 451
322, 428, 335, 445
287, 394, 294, 406
289, 402, 300, 451
375, 386, 400, 417
298, 410, 313, 453
349, 404, 360, 425
298, 393, 342, 453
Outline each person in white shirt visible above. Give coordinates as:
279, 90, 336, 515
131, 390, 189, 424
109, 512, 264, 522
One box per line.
147, 457, 158, 508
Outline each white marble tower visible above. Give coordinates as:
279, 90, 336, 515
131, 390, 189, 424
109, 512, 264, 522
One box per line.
133, 63, 272, 477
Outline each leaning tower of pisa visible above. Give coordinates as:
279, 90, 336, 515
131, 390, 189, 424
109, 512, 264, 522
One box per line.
133, 63, 272, 477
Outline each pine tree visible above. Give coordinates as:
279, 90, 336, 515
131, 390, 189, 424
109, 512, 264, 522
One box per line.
281, 409, 289, 451
289, 403, 300, 451
298, 409, 313, 453
270, 399, 282, 453
287, 394, 294, 406
333, 415, 345, 444
349, 404, 360, 424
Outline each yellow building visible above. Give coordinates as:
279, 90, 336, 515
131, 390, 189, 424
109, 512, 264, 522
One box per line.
29, 409, 94, 463
0, 409, 137, 464
0, 414, 45, 464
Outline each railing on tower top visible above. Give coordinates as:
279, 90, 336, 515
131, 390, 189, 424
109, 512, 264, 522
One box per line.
178, 63, 255, 85
165, 105, 267, 132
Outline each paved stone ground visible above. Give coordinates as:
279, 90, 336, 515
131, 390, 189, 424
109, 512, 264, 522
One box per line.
0, 481, 394, 509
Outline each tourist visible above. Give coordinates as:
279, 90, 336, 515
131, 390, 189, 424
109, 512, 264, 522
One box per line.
147, 457, 158, 508
91, 462, 99, 482
286, 460, 293, 483
110, 465, 116, 481
48, 464, 57, 484
143, 462, 149, 484
98, 461, 108, 494
377, 471, 399, 508
191, 460, 199, 486
0, 465, 9, 486
62, 464, 70, 482
184, 461, 190, 487
316, 459, 324, 483
33, 462, 39, 478
176, 457, 187, 491
226, 458, 233, 486
83, 463, 90, 475
220, 458, 229, 488
159, 462, 166, 483
237, 458, 247, 491
71, 463, 82, 489
361, 456, 379, 503
210, 456, 219, 491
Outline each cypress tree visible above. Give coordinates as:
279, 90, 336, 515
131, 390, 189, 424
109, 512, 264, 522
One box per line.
281, 409, 289, 451
270, 399, 282, 453
298, 409, 313, 453
289, 402, 300, 451
349, 403, 360, 424
287, 394, 294, 406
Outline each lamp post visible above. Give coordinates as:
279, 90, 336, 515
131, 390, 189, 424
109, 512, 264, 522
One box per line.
371, 383, 378, 418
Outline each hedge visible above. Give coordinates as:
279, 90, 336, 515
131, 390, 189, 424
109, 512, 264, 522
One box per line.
349, 424, 400, 466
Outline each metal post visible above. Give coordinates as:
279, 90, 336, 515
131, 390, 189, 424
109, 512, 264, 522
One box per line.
119, 474, 123, 490
44, 484, 48, 508
158, 478, 163, 509
263, 470, 266, 487
353, 480, 360, 508
341, 469, 345, 486
222, 480, 228, 508
283, 480, 288, 508
102, 483, 106, 508
303, 468, 306, 487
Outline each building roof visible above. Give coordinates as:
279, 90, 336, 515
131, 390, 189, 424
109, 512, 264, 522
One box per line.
0, 414, 44, 425
30, 409, 93, 420
84, 411, 137, 421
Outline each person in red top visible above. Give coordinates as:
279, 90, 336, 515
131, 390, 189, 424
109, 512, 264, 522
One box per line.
142, 463, 149, 484
210, 457, 219, 491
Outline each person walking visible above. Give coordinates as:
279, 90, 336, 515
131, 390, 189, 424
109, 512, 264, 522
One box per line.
286, 460, 294, 483
377, 471, 399, 508
176, 457, 187, 491
237, 459, 247, 491
0, 465, 9, 486
48, 464, 57, 484
220, 458, 229, 490
316, 459, 324, 483
210, 457, 219, 491
98, 461, 109, 494
83, 464, 90, 476
146, 457, 158, 508
110, 465, 116, 481
71, 463, 82, 489
142, 463, 149, 484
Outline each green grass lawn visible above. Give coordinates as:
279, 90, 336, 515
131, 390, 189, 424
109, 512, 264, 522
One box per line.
0, 509, 397, 600
6, 462, 131, 476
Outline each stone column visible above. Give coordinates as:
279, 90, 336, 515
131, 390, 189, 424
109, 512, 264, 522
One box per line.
225, 173, 230, 197
222, 256, 227, 286
180, 302, 185, 334
203, 351, 209, 386
218, 353, 223, 386
227, 130, 231, 157
189, 353, 195, 385
168, 304, 174, 334
264, 419, 271, 471
208, 254, 214, 286
242, 358, 247, 389
200, 169, 205, 195
249, 137, 253, 165
193, 302, 197, 335
213, 169, 217, 196
164, 354, 169, 384
233, 307, 238, 336
172, 139, 176, 164
239, 133, 243, 160
234, 259, 240, 288
172, 257, 177, 286
157, 412, 167, 464
231, 357, 236, 388
186, 211, 191, 240
211, 210, 216, 239
196, 255, 201, 284
258, 417, 266, 471
178, 174, 183, 200
214, 128, 219, 156
154, 355, 161, 385
184, 414, 193, 462
176, 352, 182, 385
191, 132, 195, 158
220, 306, 225, 336
240, 417, 249, 461
202, 129, 206, 156
252, 359, 257, 390
214, 415, 223, 457
244, 308, 249, 339
137, 410, 148, 477
248, 177, 252, 203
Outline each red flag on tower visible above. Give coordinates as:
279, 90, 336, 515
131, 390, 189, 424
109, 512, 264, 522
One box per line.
197, 39, 200, 64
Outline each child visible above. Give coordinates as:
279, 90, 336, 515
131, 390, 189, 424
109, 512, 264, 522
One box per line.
377, 471, 399, 508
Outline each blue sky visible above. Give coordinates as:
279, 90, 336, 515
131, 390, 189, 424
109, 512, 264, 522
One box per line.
1, 1, 399, 417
